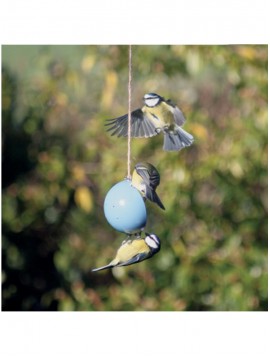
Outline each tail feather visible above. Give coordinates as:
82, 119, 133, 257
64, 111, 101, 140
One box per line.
145, 185, 165, 210
177, 127, 194, 146
92, 263, 113, 272
152, 191, 165, 210
163, 127, 194, 151
163, 132, 178, 151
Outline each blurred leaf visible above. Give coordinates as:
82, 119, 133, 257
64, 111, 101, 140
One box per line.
74, 186, 94, 213
101, 70, 118, 110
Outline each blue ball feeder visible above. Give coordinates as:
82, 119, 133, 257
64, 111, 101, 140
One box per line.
104, 179, 147, 234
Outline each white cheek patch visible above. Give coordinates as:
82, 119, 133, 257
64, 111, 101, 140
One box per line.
145, 235, 159, 249
145, 97, 160, 107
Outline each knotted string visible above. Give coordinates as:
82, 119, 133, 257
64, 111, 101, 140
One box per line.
127, 45, 132, 179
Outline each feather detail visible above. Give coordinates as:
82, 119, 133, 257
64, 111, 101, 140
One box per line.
163, 126, 194, 151
105, 108, 158, 138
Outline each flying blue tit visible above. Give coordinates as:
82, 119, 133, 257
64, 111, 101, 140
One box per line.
91, 233, 161, 272
131, 162, 165, 210
105, 92, 194, 151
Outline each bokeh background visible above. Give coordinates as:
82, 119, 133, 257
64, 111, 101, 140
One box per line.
2, 45, 267, 311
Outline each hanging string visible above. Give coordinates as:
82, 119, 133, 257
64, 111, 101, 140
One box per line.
127, 44, 132, 179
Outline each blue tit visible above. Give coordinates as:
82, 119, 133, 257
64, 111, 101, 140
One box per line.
131, 162, 165, 210
91, 233, 161, 272
105, 92, 194, 151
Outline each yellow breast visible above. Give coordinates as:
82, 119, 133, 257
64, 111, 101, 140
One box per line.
143, 102, 174, 128
114, 239, 150, 263
131, 170, 145, 195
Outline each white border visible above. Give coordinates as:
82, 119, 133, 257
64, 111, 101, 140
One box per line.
0, 312, 270, 357
1, 1, 269, 357
0, 0, 269, 44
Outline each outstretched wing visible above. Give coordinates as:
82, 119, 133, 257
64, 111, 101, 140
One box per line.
165, 99, 186, 126
105, 108, 158, 138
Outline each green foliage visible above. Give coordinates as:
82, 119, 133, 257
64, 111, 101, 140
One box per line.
2, 45, 267, 311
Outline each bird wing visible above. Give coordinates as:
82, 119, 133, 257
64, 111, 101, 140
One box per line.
135, 163, 160, 188
105, 108, 158, 138
135, 165, 151, 187
135, 164, 165, 209
116, 252, 150, 267
165, 99, 186, 126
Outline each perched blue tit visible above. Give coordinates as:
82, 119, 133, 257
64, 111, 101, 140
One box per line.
91, 233, 161, 272
105, 92, 194, 151
131, 162, 165, 210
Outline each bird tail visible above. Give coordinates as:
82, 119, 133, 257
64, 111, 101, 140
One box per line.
91, 263, 113, 272
145, 186, 165, 210
152, 191, 165, 210
163, 127, 194, 151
